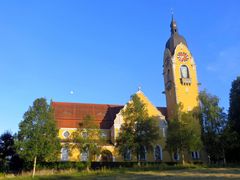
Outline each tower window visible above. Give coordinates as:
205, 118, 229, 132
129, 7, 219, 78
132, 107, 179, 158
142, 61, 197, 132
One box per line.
166, 69, 172, 90
167, 69, 170, 81
180, 65, 191, 85
180, 65, 189, 78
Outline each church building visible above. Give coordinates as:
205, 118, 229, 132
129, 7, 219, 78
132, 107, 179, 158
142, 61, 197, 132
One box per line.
52, 17, 202, 163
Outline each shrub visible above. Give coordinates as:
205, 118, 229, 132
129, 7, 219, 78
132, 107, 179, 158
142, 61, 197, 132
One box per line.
35, 161, 87, 171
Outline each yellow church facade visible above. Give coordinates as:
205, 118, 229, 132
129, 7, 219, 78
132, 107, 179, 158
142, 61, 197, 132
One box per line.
52, 17, 204, 163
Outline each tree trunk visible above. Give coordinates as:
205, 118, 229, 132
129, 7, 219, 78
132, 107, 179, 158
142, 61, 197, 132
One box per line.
223, 149, 226, 165
86, 160, 90, 172
86, 165, 90, 172
137, 161, 141, 167
181, 152, 185, 165
32, 156, 37, 178
170, 152, 174, 161
137, 153, 141, 167
208, 155, 211, 164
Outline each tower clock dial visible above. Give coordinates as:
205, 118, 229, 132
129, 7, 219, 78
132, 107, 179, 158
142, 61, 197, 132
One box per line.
177, 52, 189, 62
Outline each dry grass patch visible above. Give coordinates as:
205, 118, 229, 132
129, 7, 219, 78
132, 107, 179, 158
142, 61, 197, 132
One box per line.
127, 168, 240, 179
2, 167, 240, 180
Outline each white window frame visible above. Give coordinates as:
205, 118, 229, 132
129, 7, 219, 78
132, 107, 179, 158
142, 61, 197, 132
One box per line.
180, 65, 190, 78
62, 130, 70, 139
81, 150, 89, 161
191, 151, 200, 160
61, 147, 69, 161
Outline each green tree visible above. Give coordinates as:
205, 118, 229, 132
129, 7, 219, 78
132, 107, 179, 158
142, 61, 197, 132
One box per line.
228, 76, 240, 134
116, 95, 160, 164
166, 104, 202, 164
71, 115, 106, 171
0, 131, 15, 172
225, 77, 240, 162
16, 98, 61, 177
199, 90, 227, 163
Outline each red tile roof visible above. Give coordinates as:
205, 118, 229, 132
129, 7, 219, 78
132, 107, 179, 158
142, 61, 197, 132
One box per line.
52, 102, 167, 129
52, 102, 123, 129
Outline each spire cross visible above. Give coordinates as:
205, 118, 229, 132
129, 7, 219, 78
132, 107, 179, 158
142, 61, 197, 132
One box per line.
138, 85, 142, 92
171, 8, 174, 19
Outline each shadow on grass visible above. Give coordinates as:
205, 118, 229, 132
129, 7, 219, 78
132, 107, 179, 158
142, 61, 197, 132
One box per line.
37, 175, 240, 180
37, 170, 240, 180
8, 168, 240, 180
39, 176, 75, 180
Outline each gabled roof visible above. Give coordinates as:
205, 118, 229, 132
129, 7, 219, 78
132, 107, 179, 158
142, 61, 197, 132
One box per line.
136, 90, 166, 119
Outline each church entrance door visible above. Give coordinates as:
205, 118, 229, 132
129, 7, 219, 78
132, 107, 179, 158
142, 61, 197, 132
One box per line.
101, 150, 113, 162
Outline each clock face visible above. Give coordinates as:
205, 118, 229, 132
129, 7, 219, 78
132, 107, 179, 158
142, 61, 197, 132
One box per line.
177, 52, 189, 62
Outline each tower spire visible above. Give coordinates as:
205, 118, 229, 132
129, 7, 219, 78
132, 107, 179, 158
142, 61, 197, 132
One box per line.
171, 8, 174, 21
170, 9, 178, 34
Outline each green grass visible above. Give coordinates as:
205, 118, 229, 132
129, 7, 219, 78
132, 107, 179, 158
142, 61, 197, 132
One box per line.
2, 166, 240, 180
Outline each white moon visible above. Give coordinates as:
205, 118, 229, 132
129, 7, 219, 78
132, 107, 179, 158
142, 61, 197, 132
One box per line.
70, 90, 74, 95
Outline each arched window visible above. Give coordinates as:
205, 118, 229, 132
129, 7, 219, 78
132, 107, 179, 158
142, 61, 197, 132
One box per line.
81, 150, 89, 161
139, 146, 147, 161
173, 152, 180, 161
61, 147, 69, 161
154, 145, 162, 161
180, 65, 190, 78
123, 149, 131, 161
191, 151, 200, 160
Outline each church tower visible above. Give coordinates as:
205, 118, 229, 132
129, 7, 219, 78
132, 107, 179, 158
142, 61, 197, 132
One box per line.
163, 16, 199, 119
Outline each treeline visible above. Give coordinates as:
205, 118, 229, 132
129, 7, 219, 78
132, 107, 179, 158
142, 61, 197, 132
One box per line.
219, 76, 240, 163
197, 76, 240, 163
0, 76, 240, 176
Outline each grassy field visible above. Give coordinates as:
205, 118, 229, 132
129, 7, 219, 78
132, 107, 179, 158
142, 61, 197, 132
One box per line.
1, 167, 240, 180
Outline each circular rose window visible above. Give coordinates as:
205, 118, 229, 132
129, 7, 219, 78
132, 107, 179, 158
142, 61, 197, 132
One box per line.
63, 131, 70, 138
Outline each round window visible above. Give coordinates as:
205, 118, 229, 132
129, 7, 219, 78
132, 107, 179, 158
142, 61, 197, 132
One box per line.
63, 131, 70, 138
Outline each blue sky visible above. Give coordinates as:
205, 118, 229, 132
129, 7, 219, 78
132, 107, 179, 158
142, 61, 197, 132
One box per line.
0, 1, 239, 134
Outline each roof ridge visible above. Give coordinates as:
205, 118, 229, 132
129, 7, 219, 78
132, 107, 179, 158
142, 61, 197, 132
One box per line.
52, 101, 123, 107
